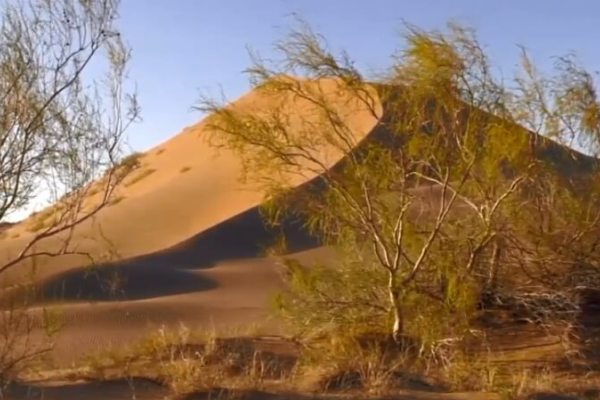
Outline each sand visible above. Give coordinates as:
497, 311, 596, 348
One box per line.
0, 78, 382, 363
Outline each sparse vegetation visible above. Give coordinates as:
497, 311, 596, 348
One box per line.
86, 185, 101, 198
27, 219, 51, 234
109, 196, 126, 206
70, 324, 600, 399
79, 325, 298, 397
180, 166, 192, 173
0, 285, 63, 389
26, 207, 60, 233
117, 152, 143, 173
125, 168, 157, 187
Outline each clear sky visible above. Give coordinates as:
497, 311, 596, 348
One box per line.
119, 0, 599, 152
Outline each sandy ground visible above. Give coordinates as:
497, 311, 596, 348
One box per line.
4, 381, 505, 400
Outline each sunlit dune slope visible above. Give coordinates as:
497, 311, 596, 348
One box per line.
0, 77, 381, 285
0, 78, 381, 361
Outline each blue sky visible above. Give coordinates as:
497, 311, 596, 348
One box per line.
118, 0, 600, 152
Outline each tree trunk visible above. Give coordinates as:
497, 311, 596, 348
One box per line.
486, 240, 501, 291
388, 271, 403, 343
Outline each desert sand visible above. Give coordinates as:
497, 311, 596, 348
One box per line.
0, 78, 382, 364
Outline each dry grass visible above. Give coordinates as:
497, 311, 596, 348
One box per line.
295, 334, 441, 395
79, 325, 298, 398
118, 152, 142, 171
26, 207, 60, 233
27, 220, 48, 233
60, 323, 600, 399
124, 168, 156, 187
430, 330, 600, 399
0, 293, 62, 388
108, 196, 126, 206
102, 151, 143, 182
288, 323, 600, 399
86, 184, 101, 197
141, 327, 295, 395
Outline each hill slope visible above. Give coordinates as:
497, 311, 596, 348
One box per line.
0, 78, 382, 362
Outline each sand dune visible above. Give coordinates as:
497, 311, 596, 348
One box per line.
32, 207, 318, 304
0, 78, 382, 362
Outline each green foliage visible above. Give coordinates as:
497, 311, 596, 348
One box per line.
199, 18, 600, 377
273, 256, 389, 338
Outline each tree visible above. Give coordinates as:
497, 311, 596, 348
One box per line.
197, 22, 536, 346
479, 51, 600, 338
0, 0, 139, 272
0, 0, 138, 383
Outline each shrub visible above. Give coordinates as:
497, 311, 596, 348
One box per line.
118, 152, 143, 172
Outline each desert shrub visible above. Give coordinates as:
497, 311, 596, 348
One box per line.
274, 257, 388, 339
118, 152, 143, 172
274, 245, 479, 358
86, 185, 101, 197
27, 217, 54, 233
102, 151, 143, 184
179, 166, 192, 173
200, 21, 537, 351
0, 284, 62, 387
295, 333, 442, 394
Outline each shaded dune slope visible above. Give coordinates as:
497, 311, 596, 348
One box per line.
38, 207, 319, 302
